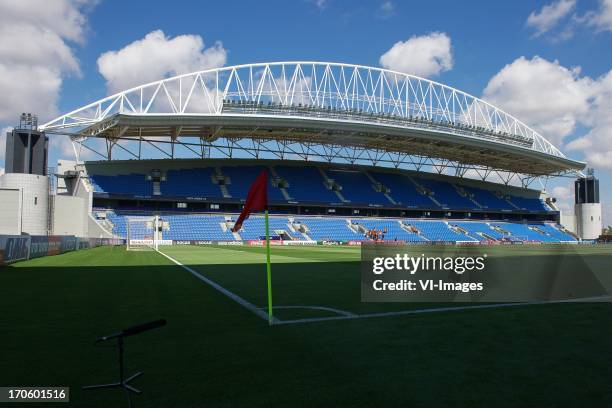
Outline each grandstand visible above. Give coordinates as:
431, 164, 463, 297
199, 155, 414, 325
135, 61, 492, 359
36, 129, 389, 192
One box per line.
31, 62, 590, 245
81, 155, 578, 244
86, 160, 553, 212
97, 208, 576, 243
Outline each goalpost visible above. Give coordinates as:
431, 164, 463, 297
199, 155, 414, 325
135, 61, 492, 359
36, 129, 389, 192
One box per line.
126, 216, 159, 251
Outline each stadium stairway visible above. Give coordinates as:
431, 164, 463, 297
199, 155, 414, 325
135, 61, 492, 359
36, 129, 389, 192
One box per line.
417, 178, 476, 210
212, 167, 232, 198
274, 166, 341, 203
452, 184, 483, 209
232, 216, 299, 241
325, 169, 389, 206
370, 172, 434, 208
162, 168, 222, 198
451, 221, 506, 241
352, 219, 425, 242
318, 168, 349, 203
405, 220, 476, 242
297, 217, 360, 241
269, 167, 292, 201
362, 171, 397, 205
407, 177, 444, 208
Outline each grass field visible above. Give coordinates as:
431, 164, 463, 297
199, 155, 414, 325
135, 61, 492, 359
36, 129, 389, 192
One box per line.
2, 244, 612, 407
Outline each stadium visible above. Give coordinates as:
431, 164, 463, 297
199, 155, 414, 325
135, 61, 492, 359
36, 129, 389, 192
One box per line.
25, 62, 599, 245
1, 62, 611, 407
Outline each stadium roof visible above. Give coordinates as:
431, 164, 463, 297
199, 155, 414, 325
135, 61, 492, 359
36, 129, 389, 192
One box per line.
41, 62, 584, 179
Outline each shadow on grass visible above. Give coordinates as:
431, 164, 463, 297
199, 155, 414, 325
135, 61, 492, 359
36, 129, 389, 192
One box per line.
2, 250, 612, 407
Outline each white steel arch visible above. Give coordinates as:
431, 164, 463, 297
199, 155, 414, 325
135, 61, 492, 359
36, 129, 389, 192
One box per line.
41, 61, 566, 159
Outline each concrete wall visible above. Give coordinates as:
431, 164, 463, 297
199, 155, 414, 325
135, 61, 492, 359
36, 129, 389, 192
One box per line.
52, 195, 88, 236
87, 214, 115, 238
0, 188, 22, 235
53, 160, 110, 237
0, 173, 48, 235
560, 211, 577, 235
56, 160, 78, 195
575, 203, 602, 240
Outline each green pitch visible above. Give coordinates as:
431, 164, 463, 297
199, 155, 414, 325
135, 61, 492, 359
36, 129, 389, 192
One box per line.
1, 245, 612, 407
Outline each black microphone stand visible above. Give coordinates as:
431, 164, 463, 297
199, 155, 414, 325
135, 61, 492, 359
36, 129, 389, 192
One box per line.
82, 319, 166, 407
83, 335, 142, 407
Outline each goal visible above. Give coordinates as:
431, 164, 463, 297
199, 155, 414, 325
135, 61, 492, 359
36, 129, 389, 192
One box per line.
126, 216, 157, 251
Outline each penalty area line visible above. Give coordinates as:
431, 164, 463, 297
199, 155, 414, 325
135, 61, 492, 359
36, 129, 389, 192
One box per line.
157, 249, 279, 324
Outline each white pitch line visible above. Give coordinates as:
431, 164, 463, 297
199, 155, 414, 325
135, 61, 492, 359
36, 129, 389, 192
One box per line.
260, 305, 357, 317
157, 249, 279, 323
155, 248, 612, 327
275, 295, 612, 326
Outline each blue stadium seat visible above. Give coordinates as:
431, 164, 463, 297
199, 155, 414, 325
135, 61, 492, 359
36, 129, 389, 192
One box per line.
107, 212, 235, 241
103, 211, 572, 244
461, 186, 514, 211
490, 222, 557, 242
298, 217, 359, 241
234, 216, 298, 240
508, 196, 550, 212
222, 166, 286, 202
163, 215, 235, 241
405, 220, 475, 242
163, 168, 222, 198
451, 221, 506, 241
275, 166, 341, 203
90, 174, 153, 196
326, 169, 388, 205
90, 164, 554, 216
370, 172, 434, 208
531, 223, 577, 241
353, 219, 425, 242
417, 179, 475, 209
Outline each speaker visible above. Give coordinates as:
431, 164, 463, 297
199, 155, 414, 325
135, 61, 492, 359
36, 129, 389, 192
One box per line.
5, 129, 48, 175
575, 176, 599, 204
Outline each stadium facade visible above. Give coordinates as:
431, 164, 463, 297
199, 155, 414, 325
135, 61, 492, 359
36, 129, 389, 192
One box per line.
0, 62, 603, 248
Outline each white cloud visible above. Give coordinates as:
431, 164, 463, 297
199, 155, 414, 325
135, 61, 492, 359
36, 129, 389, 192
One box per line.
526, 0, 576, 36
379, 32, 453, 78
97, 30, 227, 93
0, 126, 9, 160
566, 70, 612, 169
0, 0, 92, 124
482, 56, 592, 146
581, 0, 612, 32
603, 203, 612, 228
482, 56, 612, 171
311, 0, 327, 10
377, 1, 395, 18
552, 185, 573, 211
0, 0, 92, 43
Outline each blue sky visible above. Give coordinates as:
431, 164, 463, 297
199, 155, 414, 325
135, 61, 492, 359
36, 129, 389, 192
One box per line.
1, 0, 611, 223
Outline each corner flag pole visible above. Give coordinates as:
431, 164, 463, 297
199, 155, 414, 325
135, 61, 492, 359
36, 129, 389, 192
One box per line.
265, 209, 273, 325
231, 170, 272, 326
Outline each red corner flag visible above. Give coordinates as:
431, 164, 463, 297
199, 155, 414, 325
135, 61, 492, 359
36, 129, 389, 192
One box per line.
232, 170, 268, 232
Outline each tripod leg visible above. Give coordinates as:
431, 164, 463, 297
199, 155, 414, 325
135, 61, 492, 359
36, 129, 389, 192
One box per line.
124, 386, 133, 408
124, 372, 143, 384
82, 382, 122, 390
124, 384, 142, 394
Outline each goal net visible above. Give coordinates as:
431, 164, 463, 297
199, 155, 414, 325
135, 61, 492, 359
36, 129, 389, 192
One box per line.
126, 217, 157, 251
